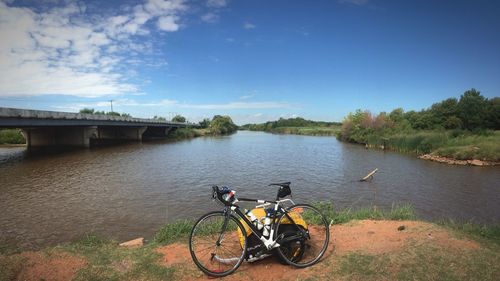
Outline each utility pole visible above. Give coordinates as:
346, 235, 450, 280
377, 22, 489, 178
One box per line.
110, 100, 114, 112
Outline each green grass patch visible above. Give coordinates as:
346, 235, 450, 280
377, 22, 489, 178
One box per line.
167, 128, 205, 140
332, 243, 500, 281
154, 219, 194, 245
345, 130, 500, 162
269, 126, 341, 136
312, 202, 416, 225
438, 220, 500, 246
337, 253, 389, 280
0, 129, 25, 145
433, 131, 500, 161
58, 234, 174, 281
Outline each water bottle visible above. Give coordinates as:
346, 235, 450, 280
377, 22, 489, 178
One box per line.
245, 210, 263, 230
262, 216, 271, 237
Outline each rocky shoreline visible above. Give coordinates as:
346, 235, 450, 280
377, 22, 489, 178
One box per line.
418, 154, 499, 166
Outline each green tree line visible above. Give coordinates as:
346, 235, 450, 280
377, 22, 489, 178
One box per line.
241, 117, 341, 131
338, 89, 499, 161
79, 108, 131, 117
339, 89, 499, 144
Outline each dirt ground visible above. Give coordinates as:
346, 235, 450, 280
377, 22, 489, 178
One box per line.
156, 220, 479, 281
6, 220, 480, 281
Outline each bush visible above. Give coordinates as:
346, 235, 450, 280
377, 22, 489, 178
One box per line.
0, 129, 25, 144
208, 115, 238, 135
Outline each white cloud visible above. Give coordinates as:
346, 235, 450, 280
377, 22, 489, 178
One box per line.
57, 99, 295, 112
157, 15, 180, 31
179, 101, 294, 110
207, 0, 227, 8
239, 94, 255, 100
201, 12, 219, 23
0, 0, 188, 97
243, 22, 256, 29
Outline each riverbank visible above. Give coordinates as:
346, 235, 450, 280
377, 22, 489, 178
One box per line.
242, 126, 340, 136
348, 130, 500, 165
1, 204, 499, 281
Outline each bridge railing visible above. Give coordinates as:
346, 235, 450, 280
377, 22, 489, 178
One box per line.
0, 107, 191, 126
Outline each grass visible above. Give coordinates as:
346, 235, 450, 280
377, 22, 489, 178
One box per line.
438, 219, 500, 246
57, 234, 173, 281
433, 131, 500, 161
331, 243, 500, 281
166, 128, 207, 140
267, 126, 341, 136
360, 130, 500, 162
312, 201, 416, 225
0, 129, 25, 145
154, 219, 194, 245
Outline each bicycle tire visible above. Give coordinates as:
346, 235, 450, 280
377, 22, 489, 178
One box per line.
189, 211, 247, 277
275, 204, 330, 268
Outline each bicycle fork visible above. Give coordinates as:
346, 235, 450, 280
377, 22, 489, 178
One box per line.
211, 208, 241, 264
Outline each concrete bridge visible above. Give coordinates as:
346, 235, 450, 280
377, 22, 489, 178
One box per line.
0, 107, 194, 149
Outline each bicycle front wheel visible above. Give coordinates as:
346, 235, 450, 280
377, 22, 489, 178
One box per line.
189, 211, 247, 277
275, 204, 330, 268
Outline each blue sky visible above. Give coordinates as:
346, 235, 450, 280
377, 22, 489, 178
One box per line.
0, 0, 499, 124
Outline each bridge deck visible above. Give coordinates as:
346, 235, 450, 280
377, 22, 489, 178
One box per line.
0, 107, 190, 128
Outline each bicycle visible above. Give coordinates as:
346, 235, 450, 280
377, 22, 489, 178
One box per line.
189, 182, 330, 277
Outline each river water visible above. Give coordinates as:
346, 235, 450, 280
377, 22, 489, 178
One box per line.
0, 131, 499, 249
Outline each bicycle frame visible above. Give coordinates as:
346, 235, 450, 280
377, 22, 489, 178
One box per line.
222, 197, 306, 250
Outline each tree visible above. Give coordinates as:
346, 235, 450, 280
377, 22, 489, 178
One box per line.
172, 115, 186, 123
485, 97, 500, 130
444, 116, 462, 129
389, 108, 405, 124
153, 116, 167, 121
106, 111, 121, 117
79, 108, 95, 114
209, 115, 238, 135
457, 89, 489, 130
198, 118, 211, 128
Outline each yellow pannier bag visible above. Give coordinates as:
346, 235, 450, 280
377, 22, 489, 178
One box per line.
237, 208, 308, 248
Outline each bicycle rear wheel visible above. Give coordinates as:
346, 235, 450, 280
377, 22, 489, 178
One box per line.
189, 211, 247, 277
275, 204, 329, 267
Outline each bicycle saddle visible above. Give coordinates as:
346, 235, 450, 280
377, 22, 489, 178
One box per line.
269, 182, 291, 188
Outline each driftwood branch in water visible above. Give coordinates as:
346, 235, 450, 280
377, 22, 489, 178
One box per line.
360, 168, 378, 182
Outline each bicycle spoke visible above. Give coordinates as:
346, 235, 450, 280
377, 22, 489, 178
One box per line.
276, 205, 329, 267
189, 212, 246, 277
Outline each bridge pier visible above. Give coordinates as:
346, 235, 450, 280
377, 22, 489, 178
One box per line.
96, 126, 148, 142
142, 126, 177, 139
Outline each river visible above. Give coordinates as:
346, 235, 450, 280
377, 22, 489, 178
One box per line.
0, 131, 499, 249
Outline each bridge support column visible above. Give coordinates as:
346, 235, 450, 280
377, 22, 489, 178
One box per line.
142, 126, 177, 139
21, 126, 98, 149
96, 126, 148, 142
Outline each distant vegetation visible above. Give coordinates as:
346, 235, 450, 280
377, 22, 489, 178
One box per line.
0, 129, 25, 145
168, 115, 237, 140
339, 89, 500, 161
79, 108, 131, 117
241, 117, 341, 136
208, 115, 238, 135
171, 115, 186, 123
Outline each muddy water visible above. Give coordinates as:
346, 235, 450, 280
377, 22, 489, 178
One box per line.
0, 131, 499, 249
